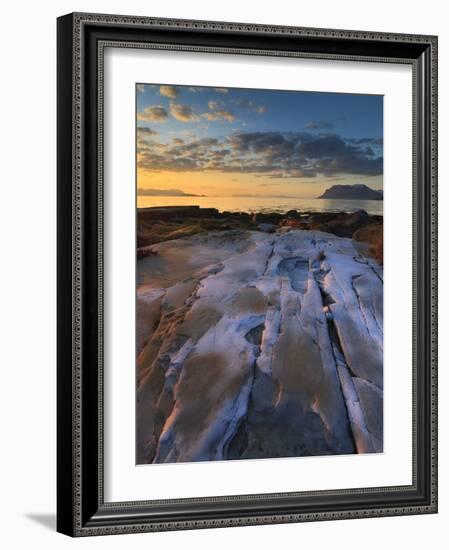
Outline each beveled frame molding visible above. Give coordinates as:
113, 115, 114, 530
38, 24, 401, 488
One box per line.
57, 12, 437, 537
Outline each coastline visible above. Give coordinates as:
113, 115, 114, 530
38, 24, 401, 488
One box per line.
137, 205, 383, 264
137, 196, 384, 217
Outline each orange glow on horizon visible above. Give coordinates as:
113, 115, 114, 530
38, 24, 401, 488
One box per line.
137, 168, 383, 199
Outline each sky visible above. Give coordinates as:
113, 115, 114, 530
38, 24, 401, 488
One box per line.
136, 83, 383, 199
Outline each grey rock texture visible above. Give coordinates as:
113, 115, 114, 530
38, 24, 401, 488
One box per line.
136, 229, 383, 464
257, 223, 277, 233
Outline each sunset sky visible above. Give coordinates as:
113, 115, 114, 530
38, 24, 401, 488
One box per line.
136, 84, 383, 199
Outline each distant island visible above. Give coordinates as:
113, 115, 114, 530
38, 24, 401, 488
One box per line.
318, 184, 383, 201
138, 188, 205, 197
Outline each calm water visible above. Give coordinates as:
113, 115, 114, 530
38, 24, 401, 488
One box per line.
137, 195, 383, 216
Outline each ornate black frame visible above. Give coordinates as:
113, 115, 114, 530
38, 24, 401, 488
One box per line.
57, 12, 438, 537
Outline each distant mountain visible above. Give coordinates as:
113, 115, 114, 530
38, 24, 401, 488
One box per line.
318, 184, 383, 201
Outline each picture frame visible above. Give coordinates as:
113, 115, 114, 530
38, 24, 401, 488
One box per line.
57, 12, 438, 536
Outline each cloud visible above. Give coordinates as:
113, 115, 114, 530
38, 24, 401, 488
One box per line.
234, 99, 266, 114
299, 133, 355, 157
202, 110, 235, 122
305, 121, 333, 130
228, 131, 296, 154
137, 127, 159, 154
137, 188, 203, 197
137, 84, 145, 92
137, 126, 158, 137
137, 105, 168, 122
204, 100, 236, 122
137, 130, 383, 178
208, 100, 224, 110
159, 85, 178, 99
138, 136, 221, 172
348, 137, 383, 145
264, 169, 317, 179
214, 88, 229, 94
169, 103, 199, 122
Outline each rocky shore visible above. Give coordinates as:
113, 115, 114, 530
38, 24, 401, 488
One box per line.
136, 207, 383, 464
137, 205, 383, 262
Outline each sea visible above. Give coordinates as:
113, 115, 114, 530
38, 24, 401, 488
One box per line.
137, 195, 383, 216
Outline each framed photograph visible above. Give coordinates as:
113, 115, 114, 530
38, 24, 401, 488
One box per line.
57, 12, 438, 536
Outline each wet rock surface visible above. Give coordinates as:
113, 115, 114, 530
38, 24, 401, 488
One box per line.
136, 228, 383, 464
